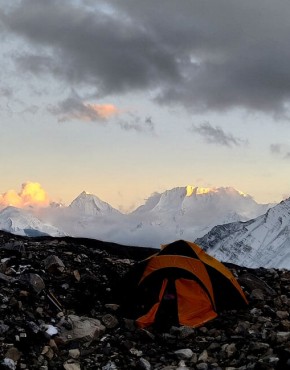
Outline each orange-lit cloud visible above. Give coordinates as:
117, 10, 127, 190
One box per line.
88, 104, 119, 119
73, 102, 119, 122
0, 182, 50, 208
50, 95, 120, 123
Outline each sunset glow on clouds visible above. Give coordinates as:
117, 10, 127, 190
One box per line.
89, 104, 119, 120
49, 96, 120, 123
68, 102, 119, 122
0, 182, 50, 208
49, 95, 154, 132
2, 0, 290, 209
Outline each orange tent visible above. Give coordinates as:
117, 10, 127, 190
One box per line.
121, 240, 248, 330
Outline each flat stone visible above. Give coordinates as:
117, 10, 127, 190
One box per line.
58, 315, 106, 343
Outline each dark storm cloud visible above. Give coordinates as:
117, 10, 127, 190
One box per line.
1, 0, 179, 95
15, 53, 58, 75
191, 122, 245, 147
2, 0, 290, 116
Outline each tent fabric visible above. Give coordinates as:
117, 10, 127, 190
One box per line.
120, 240, 248, 329
139, 255, 216, 306
136, 278, 168, 328
182, 241, 246, 299
175, 278, 218, 327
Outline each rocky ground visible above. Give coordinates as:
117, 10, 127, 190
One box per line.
0, 231, 290, 370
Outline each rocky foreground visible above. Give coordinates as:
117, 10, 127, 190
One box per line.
0, 231, 290, 370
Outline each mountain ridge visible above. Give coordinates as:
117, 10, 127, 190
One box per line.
0, 185, 285, 268
69, 191, 121, 216
0, 206, 66, 237
196, 196, 290, 269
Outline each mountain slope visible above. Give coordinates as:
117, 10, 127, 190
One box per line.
0, 206, 66, 237
125, 186, 273, 245
69, 191, 121, 216
196, 198, 290, 269
133, 186, 270, 219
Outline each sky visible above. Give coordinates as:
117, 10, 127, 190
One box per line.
1, 0, 290, 212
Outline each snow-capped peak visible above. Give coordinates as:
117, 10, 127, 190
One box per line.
0, 206, 65, 237
69, 191, 120, 216
196, 197, 290, 269
134, 185, 268, 219
185, 185, 248, 197
0, 185, 282, 268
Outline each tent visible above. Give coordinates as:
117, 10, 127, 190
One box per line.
120, 240, 248, 330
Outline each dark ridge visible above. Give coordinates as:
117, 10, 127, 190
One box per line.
0, 230, 159, 261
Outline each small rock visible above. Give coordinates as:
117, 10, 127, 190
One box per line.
250, 289, 265, 301
63, 359, 81, 370
105, 303, 120, 311
276, 310, 289, 319
102, 361, 118, 370
171, 326, 195, 338
196, 363, 208, 370
2, 358, 16, 370
68, 349, 80, 359
222, 343, 237, 358
174, 349, 193, 360
198, 350, 208, 362
137, 357, 151, 370
41, 346, 54, 360
58, 314, 106, 343
44, 255, 65, 273
101, 314, 119, 329
176, 360, 190, 369
5, 347, 22, 362
0, 321, 10, 335
18, 273, 45, 293
276, 331, 290, 343
130, 348, 143, 357
73, 270, 81, 281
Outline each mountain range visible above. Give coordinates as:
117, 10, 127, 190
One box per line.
196, 197, 290, 269
1, 185, 290, 268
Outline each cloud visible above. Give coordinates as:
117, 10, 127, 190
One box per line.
20, 105, 39, 115
14, 53, 57, 76
0, 86, 13, 98
0, 182, 50, 208
49, 95, 119, 122
3, 0, 290, 117
2, 0, 179, 96
49, 93, 155, 132
270, 143, 290, 158
119, 114, 155, 133
270, 144, 282, 154
191, 122, 246, 147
